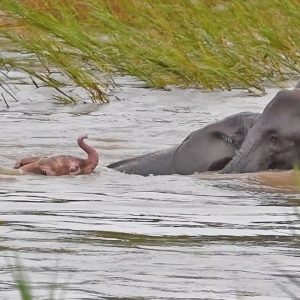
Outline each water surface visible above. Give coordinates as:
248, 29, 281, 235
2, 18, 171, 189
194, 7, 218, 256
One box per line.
0, 72, 299, 299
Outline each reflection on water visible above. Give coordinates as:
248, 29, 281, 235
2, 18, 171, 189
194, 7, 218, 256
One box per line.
0, 72, 299, 299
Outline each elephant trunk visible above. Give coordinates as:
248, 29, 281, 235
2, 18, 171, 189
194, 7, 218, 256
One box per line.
221, 128, 268, 173
77, 135, 99, 170
107, 147, 176, 176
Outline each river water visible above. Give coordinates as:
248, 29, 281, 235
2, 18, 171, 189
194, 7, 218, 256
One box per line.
0, 71, 299, 299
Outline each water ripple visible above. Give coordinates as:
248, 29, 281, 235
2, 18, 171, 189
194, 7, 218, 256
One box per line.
0, 76, 299, 299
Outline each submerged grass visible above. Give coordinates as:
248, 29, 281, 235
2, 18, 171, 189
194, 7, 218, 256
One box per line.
0, 0, 300, 103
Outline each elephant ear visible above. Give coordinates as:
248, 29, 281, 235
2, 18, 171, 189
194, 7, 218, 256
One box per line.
172, 112, 259, 175
172, 128, 237, 175
69, 165, 80, 175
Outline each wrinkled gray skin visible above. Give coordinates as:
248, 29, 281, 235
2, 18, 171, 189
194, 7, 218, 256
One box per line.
107, 112, 259, 176
221, 90, 300, 173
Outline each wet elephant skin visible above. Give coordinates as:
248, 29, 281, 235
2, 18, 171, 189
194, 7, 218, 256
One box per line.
107, 112, 260, 176
15, 135, 99, 176
222, 90, 300, 173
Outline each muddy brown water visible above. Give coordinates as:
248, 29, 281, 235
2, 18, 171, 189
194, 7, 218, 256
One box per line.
0, 71, 299, 299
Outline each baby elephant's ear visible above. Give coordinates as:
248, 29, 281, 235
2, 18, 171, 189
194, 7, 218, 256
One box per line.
69, 165, 80, 175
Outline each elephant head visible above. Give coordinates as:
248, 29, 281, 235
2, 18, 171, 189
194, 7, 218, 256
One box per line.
221, 90, 300, 173
15, 135, 99, 176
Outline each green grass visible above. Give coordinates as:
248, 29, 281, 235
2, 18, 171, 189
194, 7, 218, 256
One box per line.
0, 0, 300, 103
12, 258, 59, 300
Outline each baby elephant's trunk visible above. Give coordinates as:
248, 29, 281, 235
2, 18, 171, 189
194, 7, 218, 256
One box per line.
77, 135, 99, 172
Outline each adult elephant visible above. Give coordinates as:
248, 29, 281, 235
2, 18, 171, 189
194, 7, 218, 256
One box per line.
221, 90, 300, 173
107, 112, 259, 176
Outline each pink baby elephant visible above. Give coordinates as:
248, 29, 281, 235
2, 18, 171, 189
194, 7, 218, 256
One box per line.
14, 135, 99, 176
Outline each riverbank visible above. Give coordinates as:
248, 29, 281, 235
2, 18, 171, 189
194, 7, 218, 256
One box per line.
1, 0, 300, 103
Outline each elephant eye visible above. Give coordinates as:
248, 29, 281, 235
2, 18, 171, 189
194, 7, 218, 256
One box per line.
270, 135, 278, 144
